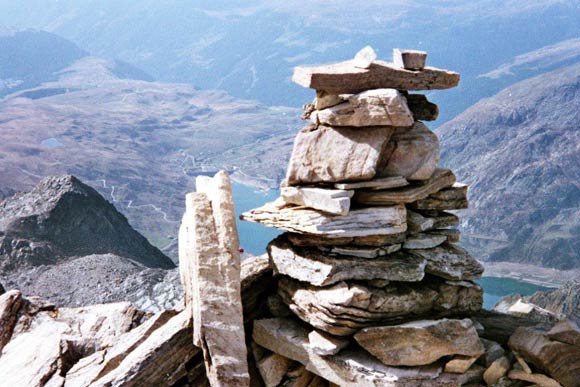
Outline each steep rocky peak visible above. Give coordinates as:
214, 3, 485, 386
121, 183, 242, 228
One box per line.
0, 174, 175, 271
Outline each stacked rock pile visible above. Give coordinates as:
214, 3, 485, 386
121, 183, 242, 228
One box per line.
242, 47, 490, 386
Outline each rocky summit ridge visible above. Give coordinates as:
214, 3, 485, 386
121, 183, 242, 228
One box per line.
0, 174, 174, 272
0, 47, 579, 387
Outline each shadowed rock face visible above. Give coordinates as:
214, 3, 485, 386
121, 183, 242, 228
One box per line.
0, 175, 175, 272
438, 63, 580, 270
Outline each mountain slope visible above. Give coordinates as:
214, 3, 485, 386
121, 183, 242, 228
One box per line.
438, 62, 580, 270
0, 175, 175, 271
0, 56, 299, 257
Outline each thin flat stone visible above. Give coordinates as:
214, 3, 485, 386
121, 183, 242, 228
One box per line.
310, 89, 414, 127
421, 210, 460, 228
278, 276, 483, 336
403, 233, 447, 249
354, 168, 455, 205
427, 229, 461, 243
393, 48, 428, 70
444, 355, 479, 374
0, 289, 22, 352
326, 244, 401, 258
253, 318, 443, 387
288, 232, 407, 247
377, 122, 440, 181
334, 176, 409, 190
285, 124, 394, 185
412, 183, 469, 210
507, 370, 562, 387
292, 59, 459, 94
308, 330, 349, 356
281, 186, 353, 216
354, 319, 484, 367
407, 210, 435, 233
412, 242, 484, 280
241, 200, 407, 238
268, 236, 425, 286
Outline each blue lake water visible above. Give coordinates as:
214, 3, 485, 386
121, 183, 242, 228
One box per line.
232, 183, 552, 309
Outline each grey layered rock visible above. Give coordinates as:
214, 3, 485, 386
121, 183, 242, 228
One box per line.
310, 89, 414, 127
354, 168, 455, 205
353, 46, 377, 69
285, 124, 394, 185
253, 318, 443, 387
288, 231, 407, 247
354, 319, 484, 366
257, 352, 291, 387
278, 276, 483, 336
407, 210, 436, 233
281, 186, 353, 216
292, 59, 460, 94
427, 229, 461, 243
308, 330, 349, 356
179, 171, 249, 387
268, 236, 425, 286
377, 122, 440, 181
547, 319, 580, 346
412, 183, 469, 210
478, 338, 505, 367
424, 210, 460, 228
509, 327, 580, 387
241, 200, 407, 238
405, 93, 439, 121
413, 243, 484, 280
403, 233, 447, 249
334, 176, 408, 190
393, 48, 428, 70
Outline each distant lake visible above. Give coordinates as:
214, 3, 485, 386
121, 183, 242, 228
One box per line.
232, 183, 553, 309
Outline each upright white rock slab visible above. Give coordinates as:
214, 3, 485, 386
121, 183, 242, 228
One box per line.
281, 186, 353, 216
310, 89, 414, 127
179, 171, 250, 387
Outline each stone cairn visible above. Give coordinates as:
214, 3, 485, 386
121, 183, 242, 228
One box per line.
242, 47, 490, 386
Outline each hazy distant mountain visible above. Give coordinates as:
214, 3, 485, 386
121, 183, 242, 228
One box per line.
0, 27, 86, 96
0, 1, 579, 122
0, 53, 298, 257
438, 62, 580, 270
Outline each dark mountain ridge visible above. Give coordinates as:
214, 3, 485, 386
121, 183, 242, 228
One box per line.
0, 175, 175, 272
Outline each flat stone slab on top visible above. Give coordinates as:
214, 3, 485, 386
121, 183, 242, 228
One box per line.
241, 199, 406, 238
292, 59, 460, 95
